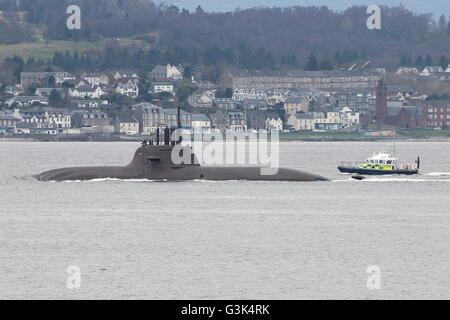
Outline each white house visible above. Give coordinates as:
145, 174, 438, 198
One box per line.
81, 72, 110, 86
114, 71, 139, 80
46, 109, 72, 131
150, 82, 174, 95
191, 114, 211, 133
188, 90, 215, 108
396, 67, 419, 75
233, 88, 267, 102
421, 66, 444, 77
5, 86, 24, 96
6, 96, 49, 107
265, 117, 283, 131
339, 107, 360, 128
48, 72, 76, 85
69, 85, 105, 99
114, 78, 139, 98
35, 88, 65, 97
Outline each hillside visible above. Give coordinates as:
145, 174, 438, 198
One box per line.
0, 0, 450, 69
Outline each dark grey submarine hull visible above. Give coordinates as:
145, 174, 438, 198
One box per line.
37, 145, 329, 182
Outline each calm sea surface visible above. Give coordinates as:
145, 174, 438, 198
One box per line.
0, 141, 449, 299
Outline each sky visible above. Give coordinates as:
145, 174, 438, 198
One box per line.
160, 0, 450, 18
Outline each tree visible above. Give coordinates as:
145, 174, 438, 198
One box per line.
183, 65, 192, 80
399, 56, 408, 66
49, 89, 63, 107
438, 55, 449, 70
304, 54, 319, 71
414, 55, 424, 68
425, 54, 433, 66
195, 5, 204, 14
439, 15, 447, 33
319, 59, 333, 70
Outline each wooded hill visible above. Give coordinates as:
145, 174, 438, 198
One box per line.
1, 0, 450, 69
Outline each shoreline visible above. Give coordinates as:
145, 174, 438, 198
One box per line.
1, 135, 450, 143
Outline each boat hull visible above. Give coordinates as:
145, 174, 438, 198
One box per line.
338, 166, 418, 175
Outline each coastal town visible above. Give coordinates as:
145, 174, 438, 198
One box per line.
1, 62, 450, 139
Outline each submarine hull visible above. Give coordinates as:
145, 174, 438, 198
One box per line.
37, 144, 329, 182
37, 165, 328, 182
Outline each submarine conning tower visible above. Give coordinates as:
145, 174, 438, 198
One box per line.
127, 106, 200, 168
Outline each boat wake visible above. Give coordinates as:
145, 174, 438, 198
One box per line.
334, 177, 450, 182
424, 172, 450, 176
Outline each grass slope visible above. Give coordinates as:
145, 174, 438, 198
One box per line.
0, 40, 108, 62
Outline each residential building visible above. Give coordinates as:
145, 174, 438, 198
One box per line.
376, 79, 387, 127
69, 85, 105, 99
115, 116, 140, 135
288, 109, 343, 131
18, 109, 48, 126
214, 98, 237, 110
48, 72, 76, 85
81, 72, 110, 86
71, 110, 110, 128
339, 107, 360, 128
45, 109, 72, 132
188, 90, 215, 109
232, 88, 267, 102
420, 66, 444, 76
6, 96, 49, 108
150, 82, 174, 95
192, 114, 211, 133
418, 100, 450, 129
5, 86, 24, 96
396, 67, 419, 75
133, 102, 165, 134
114, 71, 139, 80
331, 88, 375, 111
20, 72, 49, 88
432, 72, 450, 81
284, 96, 309, 115
226, 112, 247, 133
71, 100, 100, 109
149, 64, 183, 82
288, 113, 315, 131
243, 98, 268, 110
114, 77, 139, 98
387, 85, 418, 100
265, 117, 283, 131
0, 114, 21, 132
220, 69, 382, 91
163, 108, 192, 129
35, 88, 65, 97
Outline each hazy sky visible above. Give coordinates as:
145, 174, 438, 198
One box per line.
161, 0, 450, 18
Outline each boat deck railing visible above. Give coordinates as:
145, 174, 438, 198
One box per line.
339, 161, 365, 168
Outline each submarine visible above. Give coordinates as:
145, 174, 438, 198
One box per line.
37, 108, 329, 182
